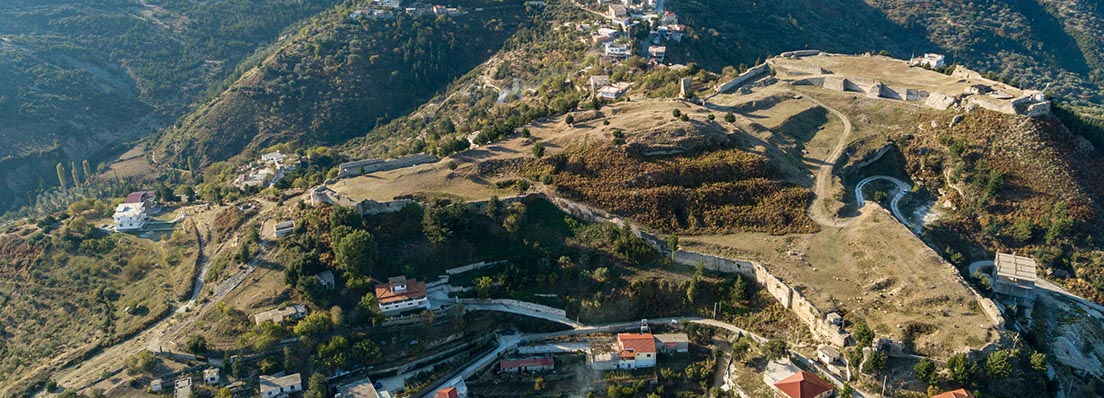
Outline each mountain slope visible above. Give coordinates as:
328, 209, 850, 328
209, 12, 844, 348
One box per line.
0, 0, 341, 214
154, 3, 528, 168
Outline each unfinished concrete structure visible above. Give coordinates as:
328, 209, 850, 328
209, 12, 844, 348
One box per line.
992, 253, 1038, 307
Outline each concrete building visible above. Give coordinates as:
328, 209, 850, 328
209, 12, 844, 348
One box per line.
910, 53, 946, 68
589, 75, 612, 93
598, 82, 631, 100
204, 368, 220, 385
150, 379, 163, 393
604, 42, 630, 57
772, 371, 834, 398
817, 346, 842, 365
260, 374, 303, 398
375, 276, 430, 315
174, 377, 192, 398
993, 253, 1038, 306
253, 305, 308, 325
647, 45, 666, 62
274, 220, 296, 237
261, 151, 287, 165
499, 357, 554, 373
608, 4, 627, 18
655, 333, 689, 353
336, 378, 387, 398
113, 202, 150, 231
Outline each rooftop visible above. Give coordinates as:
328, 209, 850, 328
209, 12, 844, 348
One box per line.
260, 373, 302, 394
337, 378, 381, 398
995, 252, 1038, 282
253, 305, 306, 324
124, 191, 154, 204
375, 278, 427, 304
773, 370, 834, 398
617, 333, 657, 354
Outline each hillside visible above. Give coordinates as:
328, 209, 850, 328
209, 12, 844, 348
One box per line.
670, 0, 1104, 137
0, 0, 341, 215
153, 1, 529, 168
0, 206, 199, 396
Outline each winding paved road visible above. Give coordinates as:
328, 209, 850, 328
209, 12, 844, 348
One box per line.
854, 175, 914, 229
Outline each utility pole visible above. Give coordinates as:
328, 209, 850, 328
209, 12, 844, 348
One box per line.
713, 302, 718, 319
881, 375, 887, 397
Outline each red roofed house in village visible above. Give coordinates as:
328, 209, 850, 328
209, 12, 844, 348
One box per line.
616, 333, 657, 368
772, 371, 835, 398
375, 276, 429, 315
434, 387, 459, 398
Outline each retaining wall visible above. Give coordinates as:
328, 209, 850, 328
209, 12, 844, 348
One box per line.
445, 260, 508, 275
715, 63, 772, 94
337, 153, 438, 178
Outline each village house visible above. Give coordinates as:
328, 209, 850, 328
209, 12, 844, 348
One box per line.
261, 151, 286, 166
204, 368, 220, 385
598, 82, 631, 100
772, 370, 835, 398
335, 377, 386, 398
253, 304, 308, 325
274, 220, 296, 237
260, 373, 303, 398
435, 387, 461, 398
660, 10, 677, 24
910, 53, 946, 68
648, 45, 666, 62
591, 333, 659, 370
654, 333, 689, 353
499, 357, 555, 373
113, 191, 155, 231
604, 42, 630, 58
375, 276, 430, 315
608, 4, 627, 18
992, 252, 1038, 307
316, 270, 336, 290
589, 75, 612, 93
817, 346, 842, 366
150, 379, 163, 393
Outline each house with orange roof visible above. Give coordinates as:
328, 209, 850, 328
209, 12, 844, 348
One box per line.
772, 370, 835, 398
616, 333, 657, 368
375, 276, 429, 315
932, 388, 974, 398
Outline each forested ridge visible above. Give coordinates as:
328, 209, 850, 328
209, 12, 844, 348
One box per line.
155, 2, 528, 167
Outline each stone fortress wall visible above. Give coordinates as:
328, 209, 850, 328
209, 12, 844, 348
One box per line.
774, 51, 1050, 117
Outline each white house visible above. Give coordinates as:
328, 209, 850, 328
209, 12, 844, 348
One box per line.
375, 276, 430, 315
174, 377, 192, 398
591, 333, 657, 369
911, 53, 946, 68
204, 368, 220, 385
113, 203, 150, 231
604, 42, 630, 57
260, 374, 302, 398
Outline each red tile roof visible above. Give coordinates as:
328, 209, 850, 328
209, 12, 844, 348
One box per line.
617, 333, 657, 356
499, 357, 554, 370
773, 371, 834, 398
374, 279, 427, 304
124, 191, 154, 204
434, 387, 458, 398
933, 389, 974, 398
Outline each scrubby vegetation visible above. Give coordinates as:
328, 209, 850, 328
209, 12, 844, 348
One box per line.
0, 204, 199, 396
533, 144, 818, 235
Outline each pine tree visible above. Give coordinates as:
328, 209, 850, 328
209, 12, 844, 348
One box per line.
55, 163, 67, 189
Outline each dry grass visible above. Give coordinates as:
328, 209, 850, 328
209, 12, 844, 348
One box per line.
683, 208, 999, 356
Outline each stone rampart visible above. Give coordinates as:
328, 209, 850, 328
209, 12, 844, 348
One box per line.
337, 153, 438, 178
715, 63, 772, 94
